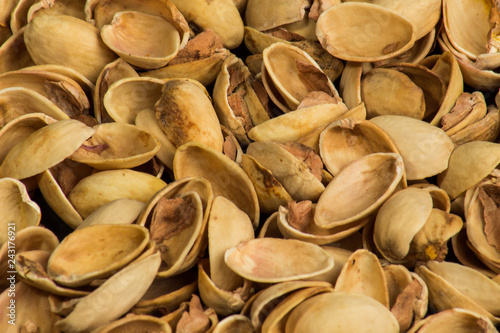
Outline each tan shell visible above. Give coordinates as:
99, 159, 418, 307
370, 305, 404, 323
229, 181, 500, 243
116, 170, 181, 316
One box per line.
101, 11, 181, 69
24, 14, 117, 82
305, 246, 353, 285
78, 198, 145, 229
173, 142, 259, 227
0, 27, 35, 75
213, 314, 254, 333
92, 315, 172, 333
27, 0, 87, 22
48, 224, 150, 287
407, 308, 497, 333
316, 2, 417, 62
339, 61, 363, 110
0, 119, 95, 180
224, 238, 334, 283
371, 115, 454, 180
315, 153, 404, 229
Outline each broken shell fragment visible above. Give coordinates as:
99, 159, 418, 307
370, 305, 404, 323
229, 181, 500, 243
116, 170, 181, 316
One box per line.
407, 308, 497, 333
92, 314, 172, 333
78, 198, 145, 229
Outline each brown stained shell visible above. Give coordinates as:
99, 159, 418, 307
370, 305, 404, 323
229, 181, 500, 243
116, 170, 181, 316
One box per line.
78, 198, 145, 229
285, 292, 400, 333
101, 11, 181, 69
319, 118, 400, 176
68, 169, 167, 219
314, 153, 404, 229
24, 14, 117, 83
69, 122, 161, 170
173, 142, 259, 228
155, 78, 224, 152
213, 314, 254, 333
92, 315, 172, 333
103, 76, 165, 124
316, 2, 417, 62
248, 102, 348, 144
0, 119, 95, 180
55, 252, 161, 333
0, 27, 35, 74
437, 141, 500, 200
246, 141, 325, 202
407, 308, 498, 333
224, 238, 334, 283
262, 42, 338, 113
48, 224, 150, 287
0, 177, 40, 247
371, 115, 454, 181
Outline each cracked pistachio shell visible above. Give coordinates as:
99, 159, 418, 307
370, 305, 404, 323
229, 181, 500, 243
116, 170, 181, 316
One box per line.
245, 0, 309, 31
48, 224, 150, 287
173, 142, 259, 228
213, 315, 253, 333
68, 169, 167, 219
78, 198, 145, 229
224, 238, 334, 283
319, 118, 400, 176
316, 2, 417, 62
155, 78, 224, 152
415, 261, 500, 325
371, 115, 454, 180
101, 11, 181, 69
407, 308, 497, 333
339, 61, 363, 110
56, 252, 161, 333
0, 27, 35, 74
0, 177, 40, 247
315, 153, 404, 229
285, 291, 399, 333
103, 76, 165, 124
0, 119, 95, 180
24, 15, 117, 82
438, 141, 500, 200
70, 122, 161, 170
27, 0, 87, 21
92, 315, 172, 333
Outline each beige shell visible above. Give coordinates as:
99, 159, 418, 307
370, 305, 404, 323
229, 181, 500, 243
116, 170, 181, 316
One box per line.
101, 11, 181, 69
173, 142, 259, 228
92, 315, 172, 333
305, 246, 352, 285
48, 224, 150, 287
213, 314, 254, 333
24, 14, 117, 82
0, 119, 95, 180
339, 61, 363, 110
315, 152, 404, 229
316, 2, 417, 62
0, 27, 35, 75
224, 238, 334, 283
69, 122, 161, 170
55, 252, 161, 333
27, 0, 87, 22
407, 308, 497, 333
371, 115, 454, 180
285, 291, 399, 333
78, 198, 145, 229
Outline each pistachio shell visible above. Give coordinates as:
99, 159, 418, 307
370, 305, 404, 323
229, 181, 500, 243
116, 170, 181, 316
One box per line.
407, 308, 497, 333
213, 315, 254, 333
92, 315, 172, 333
78, 198, 145, 229
245, 0, 308, 31
339, 61, 363, 109
0, 27, 35, 74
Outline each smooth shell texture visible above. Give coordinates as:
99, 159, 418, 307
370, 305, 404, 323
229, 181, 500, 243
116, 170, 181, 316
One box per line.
78, 198, 145, 229
316, 2, 416, 62
224, 238, 333, 283
407, 308, 497, 333
95, 315, 172, 333
48, 224, 150, 287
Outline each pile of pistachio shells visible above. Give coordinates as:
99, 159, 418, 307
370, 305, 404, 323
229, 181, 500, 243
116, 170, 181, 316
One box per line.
2, 0, 500, 332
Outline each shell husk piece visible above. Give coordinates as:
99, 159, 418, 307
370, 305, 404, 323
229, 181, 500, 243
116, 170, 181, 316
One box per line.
91, 314, 172, 333
70, 122, 161, 170
258, 211, 283, 239
241, 154, 292, 215
0, 282, 61, 332
0, 87, 70, 126
208, 196, 255, 291
319, 118, 400, 176
246, 141, 325, 202
339, 61, 363, 110
103, 76, 165, 124
407, 308, 498, 333
0, 119, 95, 180
315, 152, 404, 229
170, 0, 243, 49
0, 177, 40, 247
410, 183, 451, 213
155, 78, 224, 152
48, 224, 150, 287
55, 252, 161, 333
28, 0, 86, 21
415, 261, 500, 325
335, 249, 389, 308
0, 27, 35, 74
68, 169, 167, 219
285, 291, 400, 333
78, 198, 145, 229
224, 238, 334, 283
245, 0, 309, 31
101, 11, 181, 69
437, 141, 500, 200
316, 2, 417, 62
15, 250, 90, 298
198, 260, 253, 316
305, 246, 352, 285
248, 102, 348, 144
24, 14, 117, 83
213, 314, 254, 333
173, 142, 259, 228
370, 115, 454, 180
